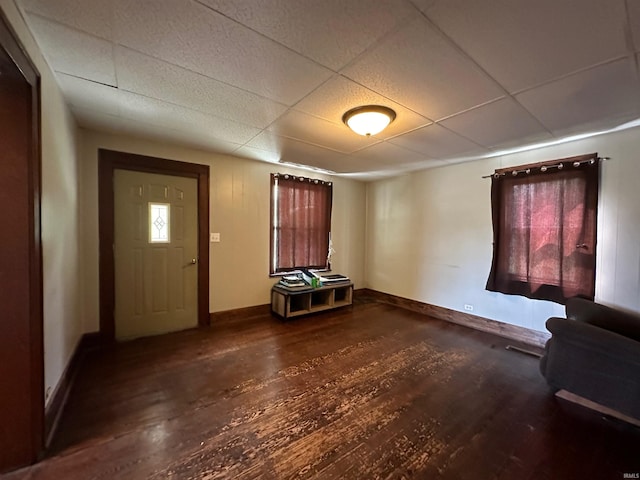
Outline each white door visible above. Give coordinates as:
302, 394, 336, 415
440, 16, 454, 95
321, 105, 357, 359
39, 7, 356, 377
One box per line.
114, 170, 198, 340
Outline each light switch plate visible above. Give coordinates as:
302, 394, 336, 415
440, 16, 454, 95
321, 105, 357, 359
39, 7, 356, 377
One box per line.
210, 232, 220, 243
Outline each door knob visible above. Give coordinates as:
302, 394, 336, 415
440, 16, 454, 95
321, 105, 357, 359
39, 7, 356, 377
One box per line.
190, 258, 197, 264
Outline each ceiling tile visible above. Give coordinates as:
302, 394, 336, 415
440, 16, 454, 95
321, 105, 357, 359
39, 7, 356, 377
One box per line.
277, 140, 352, 173
629, 2, 640, 51
113, 0, 332, 105
26, 14, 115, 85
389, 124, 488, 159
294, 75, 432, 139
342, 16, 504, 120
57, 73, 121, 116
197, 0, 416, 70
17, 0, 640, 180
440, 98, 552, 148
156, 129, 242, 154
245, 131, 357, 173
267, 110, 380, 153
245, 131, 285, 153
115, 48, 287, 129
424, 0, 628, 92
21, 0, 113, 40
72, 106, 241, 154
234, 145, 282, 164
71, 107, 123, 134
350, 141, 445, 171
515, 59, 640, 136
117, 91, 261, 145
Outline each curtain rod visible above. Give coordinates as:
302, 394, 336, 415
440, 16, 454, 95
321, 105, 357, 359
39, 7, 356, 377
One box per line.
272, 172, 332, 185
481, 156, 611, 179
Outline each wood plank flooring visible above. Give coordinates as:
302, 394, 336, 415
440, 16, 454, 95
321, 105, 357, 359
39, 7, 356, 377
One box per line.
5, 300, 640, 479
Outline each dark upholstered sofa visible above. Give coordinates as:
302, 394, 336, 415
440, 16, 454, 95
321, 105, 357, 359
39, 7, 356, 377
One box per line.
540, 297, 640, 420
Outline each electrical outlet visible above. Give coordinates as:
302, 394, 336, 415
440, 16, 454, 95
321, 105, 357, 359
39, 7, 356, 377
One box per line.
464, 304, 474, 311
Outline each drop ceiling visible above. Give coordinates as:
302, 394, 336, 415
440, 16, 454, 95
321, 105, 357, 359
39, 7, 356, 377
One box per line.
15, 0, 640, 180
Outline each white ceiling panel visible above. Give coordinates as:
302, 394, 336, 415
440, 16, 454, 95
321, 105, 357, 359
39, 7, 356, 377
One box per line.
73, 106, 242, 154
16, 0, 640, 179
440, 98, 552, 148
409, 0, 438, 14
629, 1, 640, 51
389, 124, 488, 159
267, 110, 380, 154
113, 0, 333, 105
115, 48, 287, 129
350, 141, 444, 170
22, 0, 114, 40
117, 91, 261, 145
27, 14, 115, 85
71, 107, 123, 134
156, 129, 242, 154
234, 145, 282, 164
245, 131, 354, 173
342, 16, 504, 120
57, 74, 121, 116
516, 59, 640, 136
294, 75, 432, 140
197, 0, 416, 70
245, 131, 286, 154
424, 0, 628, 93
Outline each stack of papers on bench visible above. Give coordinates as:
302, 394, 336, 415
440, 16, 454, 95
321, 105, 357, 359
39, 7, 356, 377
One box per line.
317, 274, 350, 284
277, 274, 310, 290
308, 271, 350, 284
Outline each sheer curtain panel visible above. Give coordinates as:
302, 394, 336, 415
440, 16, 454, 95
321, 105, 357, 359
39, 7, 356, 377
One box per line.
270, 174, 332, 274
486, 154, 600, 304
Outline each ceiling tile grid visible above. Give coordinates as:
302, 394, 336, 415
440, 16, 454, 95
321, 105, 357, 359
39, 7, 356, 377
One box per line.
21, 0, 114, 41
266, 109, 381, 154
515, 59, 640, 136
113, 0, 334, 105
114, 47, 288, 129
293, 75, 433, 140
438, 98, 553, 149
624, 0, 640, 52
57, 73, 121, 117
27, 14, 116, 86
341, 15, 505, 121
15, 0, 640, 179
422, 0, 630, 93
389, 123, 490, 159
196, 0, 417, 71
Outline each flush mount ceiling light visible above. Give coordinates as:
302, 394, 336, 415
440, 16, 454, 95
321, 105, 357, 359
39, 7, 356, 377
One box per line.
342, 105, 396, 136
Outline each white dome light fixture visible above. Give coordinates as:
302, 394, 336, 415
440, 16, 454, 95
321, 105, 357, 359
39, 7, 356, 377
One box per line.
342, 105, 396, 136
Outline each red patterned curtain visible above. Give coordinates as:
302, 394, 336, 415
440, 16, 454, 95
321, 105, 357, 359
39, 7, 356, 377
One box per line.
270, 174, 332, 273
486, 154, 599, 304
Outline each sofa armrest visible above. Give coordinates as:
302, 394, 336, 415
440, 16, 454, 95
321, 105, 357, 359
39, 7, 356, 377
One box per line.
565, 298, 640, 342
546, 316, 640, 365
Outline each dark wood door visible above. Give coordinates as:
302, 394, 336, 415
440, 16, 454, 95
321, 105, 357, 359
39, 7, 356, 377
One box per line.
0, 13, 43, 473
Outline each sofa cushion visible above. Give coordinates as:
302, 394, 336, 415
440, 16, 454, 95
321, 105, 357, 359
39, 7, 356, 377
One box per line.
566, 297, 640, 343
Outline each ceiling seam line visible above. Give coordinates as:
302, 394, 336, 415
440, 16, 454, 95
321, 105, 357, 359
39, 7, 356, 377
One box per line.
191, 0, 338, 74
416, 10, 555, 135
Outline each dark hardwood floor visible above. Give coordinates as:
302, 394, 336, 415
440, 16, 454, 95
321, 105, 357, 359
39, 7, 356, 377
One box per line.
5, 299, 640, 479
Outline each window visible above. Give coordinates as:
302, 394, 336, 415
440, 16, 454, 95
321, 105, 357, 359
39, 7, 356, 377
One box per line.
486, 153, 600, 304
270, 173, 332, 274
149, 203, 170, 243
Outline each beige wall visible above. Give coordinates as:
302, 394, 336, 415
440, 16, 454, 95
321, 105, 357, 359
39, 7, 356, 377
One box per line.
366, 125, 640, 333
79, 129, 367, 332
1, 1, 82, 406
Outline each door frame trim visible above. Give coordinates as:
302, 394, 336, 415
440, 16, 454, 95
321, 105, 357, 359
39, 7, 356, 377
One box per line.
0, 9, 43, 469
98, 149, 210, 340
